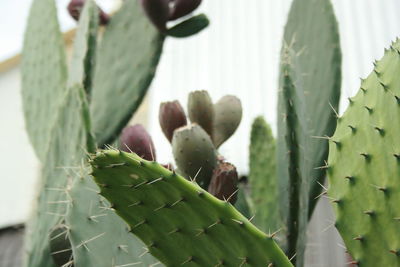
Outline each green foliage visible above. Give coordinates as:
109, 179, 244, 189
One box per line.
166, 14, 210, 38
249, 117, 280, 238
328, 40, 400, 267
277, 0, 341, 264
90, 0, 164, 146
90, 150, 294, 267
21, 0, 67, 161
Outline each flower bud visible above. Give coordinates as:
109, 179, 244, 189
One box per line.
159, 100, 187, 142
120, 124, 156, 161
207, 162, 238, 204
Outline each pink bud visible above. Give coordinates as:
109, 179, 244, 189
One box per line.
159, 100, 187, 142
169, 0, 202, 20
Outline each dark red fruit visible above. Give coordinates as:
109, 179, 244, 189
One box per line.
67, 0, 109, 25
169, 0, 202, 20
207, 162, 238, 204
120, 124, 156, 161
140, 0, 170, 31
159, 100, 187, 142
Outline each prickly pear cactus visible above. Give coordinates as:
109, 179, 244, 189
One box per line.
187, 90, 214, 138
249, 117, 281, 238
172, 124, 217, 188
277, 0, 341, 264
328, 40, 400, 267
90, 149, 294, 267
21, 0, 67, 161
90, 0, 164, 146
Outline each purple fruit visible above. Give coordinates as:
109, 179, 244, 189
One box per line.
67, 0, 109, 25
120, 124, 156, 161
159, 100, 187, 142
169, 0, 202, 20
207, 162, 238, 204
140, 0, 170, 31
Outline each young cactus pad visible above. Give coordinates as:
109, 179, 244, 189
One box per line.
89, 150, 294, 267
328, 40, 400, 267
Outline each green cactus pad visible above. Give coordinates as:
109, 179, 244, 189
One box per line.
172, 124, 217, 189
90, 0, 164, 146
25, 85, 93, 267
21, 0, 67, 161
68, 0, 98, 90
277, 0, 341, 264
187, 90, 214, 138
213, 95, 242, 148
166, 13, 210, 38
249, 117, 281, 237
89, 149, 294, 267
64, 168, 157, 266
328, 40, 400, 267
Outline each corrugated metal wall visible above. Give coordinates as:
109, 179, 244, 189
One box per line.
144, 1, 400, 266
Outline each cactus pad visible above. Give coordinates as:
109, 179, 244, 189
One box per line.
249, 117, 281, 237
172, 124, 217, 188
21, 0, 67, 161
187, 90, 214, 138
213, 95, 242, 148
89, 149, 294, 267
328, 40, 400, 267
90, 0, 164, 146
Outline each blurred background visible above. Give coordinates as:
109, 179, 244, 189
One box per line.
1, 0, 399, 266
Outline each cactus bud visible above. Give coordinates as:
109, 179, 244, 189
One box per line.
140, 0, 170, 31
169, 0, 202, 20
67, 0, 109, 25
159, 100, 187, 142
120, 124, 156, 161
207, 162, 239, 204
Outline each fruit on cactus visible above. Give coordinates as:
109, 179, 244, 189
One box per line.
169, 0, 202, 20
159, 100, 187, 142
140, 0, 170, 31
207, 161, 239, 204
89, 150, 294, 267
67, 0, 109, 25
120, 124, 156, 161
187, 90, 214, 138
172, 124, 217, 188
213, 95, 242, 148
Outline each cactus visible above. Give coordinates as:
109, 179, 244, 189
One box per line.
49, 225, 72, 266
187, 90, 215, 137
328, 40, 400, 267
249, 117, 281, 240
213, 95, 242, 148
172, 124, 217, 188
89, 149, 294, 267
277, 0, 341, 264
89, 0, 164, 146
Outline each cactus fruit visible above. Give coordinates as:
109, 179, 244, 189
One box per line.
328, 40, 400, 267
169, 0, 202, 20
277, 0, 341, 264
120, 124, 156, 161
213, 95, 242, 148
140, 0, 170, 31
49, 225, 73, 267
207, 162, 239, 204
172, 124, 217, 188
187, 90, 214, 137
67, 0, 109, 25
90, 0, 164, 146
159, 100, 187, 142
89, 149, 294, 267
